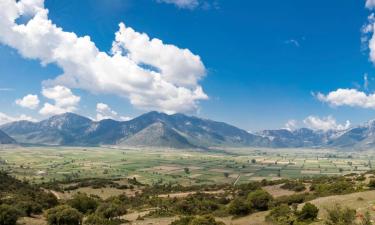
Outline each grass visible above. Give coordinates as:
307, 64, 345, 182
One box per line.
1, 146, 375, 185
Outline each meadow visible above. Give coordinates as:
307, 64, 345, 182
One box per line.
0, 146, 374, 185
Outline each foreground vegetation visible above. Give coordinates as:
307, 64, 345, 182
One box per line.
2, 168, 375, 224
3, 147, 375, 224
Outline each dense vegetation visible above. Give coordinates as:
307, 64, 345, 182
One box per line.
1, 170, 375, 225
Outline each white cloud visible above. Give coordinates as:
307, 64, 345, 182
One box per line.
303, 115, 350, 131
0, 112, 36, 125
156, 0, 199, 9
39, 86, 80, 116
316, 89, 375, 109
0, 0, 208, 114
96, 103, 131, 121
285, 39, 300, 47
15, 94, 40, 109
367, 0, 375, 9
284, 119, 298, 131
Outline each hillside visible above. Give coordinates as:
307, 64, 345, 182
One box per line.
0, 129, 16, 144
0, 112, 268, 148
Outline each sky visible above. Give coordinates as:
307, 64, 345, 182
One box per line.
2, 0, 375, 132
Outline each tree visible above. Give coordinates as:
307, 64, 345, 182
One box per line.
251, 159, 256, 164
0, 204, 20, 225
96, 202, 127, 219
184, 168, 190, 174
368, 179, 375, 189
171, 215, 224, 225
16, 201, 42, 217
190, 215, 225, 225
68, 193, 99, 214
45, 205, 83, 225
324, 204, 356, 225
298, 203, 319, 221
266, 204, 296, 225
247, 189, 273, 211
227, 198, 251, 216
84, 214, 111, 225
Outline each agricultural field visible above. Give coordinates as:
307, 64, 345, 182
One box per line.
0, 146, 374, 185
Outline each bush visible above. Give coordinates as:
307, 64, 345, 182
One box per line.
266, 204, 296, 225
68, 193, 99, 214
85, 214, 111, 225
247, 189, 273, 211
96, 202, 127, 219
15, 201, 42, 216
280, 181, 306, 192
324, 204, 356, 225
298, 203, 318, 221
227, 198, 251, 216
45, 205, 83, 225
368, 179, 375, 189
0, 204, 20, 225
171, 215, 224, 225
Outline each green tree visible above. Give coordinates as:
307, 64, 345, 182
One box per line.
298, 203, 319, 221
16, 201, 42, 217
84, 214, 111, 225
266, 204, 296, 225
0, 204, 20, 225
247, 189, 273, 211
171, 215, 224, 225
190, 215, 225, 225
96, 202, 127, 219
324, 204, 356, 225
45, 205, 83, 225
227, 198, 251, 216
68, 193, 98, 214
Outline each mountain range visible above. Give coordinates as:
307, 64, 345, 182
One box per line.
2, 111, 375, 150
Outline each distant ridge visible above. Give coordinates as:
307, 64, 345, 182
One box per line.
3, 111, 375, 150
0, 112, 268, 148
0, 129, 16, 144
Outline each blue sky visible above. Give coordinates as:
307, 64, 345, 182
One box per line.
1, 0, 375, 131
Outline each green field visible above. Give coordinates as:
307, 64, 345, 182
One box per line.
1, 146, 375, 185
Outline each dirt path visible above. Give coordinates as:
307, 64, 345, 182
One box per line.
233, 174, 241, 186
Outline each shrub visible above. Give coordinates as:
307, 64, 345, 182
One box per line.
0, 204, 20, 225
266, 204, 296, 225
324, 204, 356, 225
247, 189, 273, 211
45, 205, 83, 225
280, 181, 306, 192
68, 193, 99, 214
16, 201, 42, 216
85, 214, 111, 225
96, 202, 127, 219
297, 203, 319, 221
171, 215, 224, 225
227, 198, 251, 216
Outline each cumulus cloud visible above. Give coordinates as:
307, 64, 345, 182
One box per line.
316, 89, 375, 109
0, 0, 207, 114
284, 119, 298, 131
15, 94, 40, 109
96, 103, 132, 121
0, 112, 36, 125
39, 86, 80, 116
156, 0, 199, 9
303, 115, 350, 131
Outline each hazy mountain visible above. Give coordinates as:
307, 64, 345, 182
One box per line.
0, 112, 269, 148
258, 128, 328, 148
0, 130, 16, 144
5, 111, 375, 150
